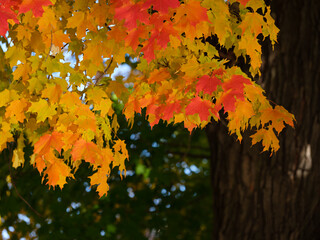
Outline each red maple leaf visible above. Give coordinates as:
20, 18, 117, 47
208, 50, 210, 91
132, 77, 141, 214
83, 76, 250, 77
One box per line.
149, 13, 179, 48
238, 0, 250, 7
143, 0, 180, 14
114, 1, 149, 30
196, 75, 221, 95
185, 96, 212, 122
141, 37, 159, 62
0, 1, 19, 36
220, 75, 252, 112
125, 25, 149, 50
160, 101, 181, 121
19, 0, 53, 17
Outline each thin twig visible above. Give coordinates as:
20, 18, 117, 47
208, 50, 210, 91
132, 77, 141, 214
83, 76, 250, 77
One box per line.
61, 42, 69, 50
94, 57, 113, 85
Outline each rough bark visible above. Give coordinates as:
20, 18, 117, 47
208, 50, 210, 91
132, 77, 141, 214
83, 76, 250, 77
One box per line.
206, 0, 320, 239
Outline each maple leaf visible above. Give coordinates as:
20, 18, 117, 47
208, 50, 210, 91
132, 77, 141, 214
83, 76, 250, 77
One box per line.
238, 32, 262, 71
124, 97, 141, 120
12, 134, 25, 168
34, 131, 63, 156
89, 163, 111, 197
28, 99, 57, 122
18, 0, 53, 17
143, 0, 180, 14
41, 84, 63, 103
71, 138, 102, 164
219, 75, 252, 112
251, 127, 280, 153
173, 0, 209, 38
147, 13, 180, 50
0, 89, 19, 107
44, 154, 73, 188
185, 96, 213, 122
238, 0, 251, 7
0, 2, 18, 36
5, 98, 29, 123
227, 99, 255, 141
160, 101, 181, 121
140, 38, 159, 62
66, 11, 89, 38
240, 12, 264, 36
196, 75, 221, 95
114, 1, 149, 30
113, 140, 128, 178
260, 105, 295, 133
148, 68, 171, 84
34, 155, 46, 174
0, 122, 13, 152
174, 0, 209, 27
125, 25, 150, 50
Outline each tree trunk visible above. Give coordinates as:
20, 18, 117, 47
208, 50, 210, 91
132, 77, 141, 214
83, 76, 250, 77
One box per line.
206, 0, 320, 239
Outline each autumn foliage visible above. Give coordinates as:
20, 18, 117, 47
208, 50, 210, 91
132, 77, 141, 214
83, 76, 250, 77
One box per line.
0, 0, 294, 197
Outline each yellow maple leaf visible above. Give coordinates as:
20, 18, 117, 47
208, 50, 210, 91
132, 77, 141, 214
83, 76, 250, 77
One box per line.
12, 134, 25, 168
113, 139, 128, 178
94, 98, 113, 117
5, 46, 27, 67
238, 32, 262, 72
0, 129, 13, 152
251, 128, 280, 153
0, 90, 19, 108
89, 163, 111, 197
15, 25, 32, 42
66, 11, 95, 38
228, 99, 255, 141
28, 99, 57, 122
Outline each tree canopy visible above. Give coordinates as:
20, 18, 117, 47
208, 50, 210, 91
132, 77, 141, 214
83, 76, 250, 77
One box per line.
0, 0, 294, 198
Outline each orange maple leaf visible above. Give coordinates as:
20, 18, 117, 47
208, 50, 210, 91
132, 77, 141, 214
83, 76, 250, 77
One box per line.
71, 139, 102, 164
34, 131, 63, 156
5, 98, 29, 123
174, 0, 208, 27
44, 154, 72, 188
